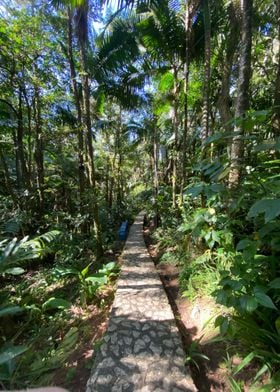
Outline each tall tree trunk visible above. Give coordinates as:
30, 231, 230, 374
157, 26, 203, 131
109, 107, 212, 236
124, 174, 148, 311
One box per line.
273, 0, 280, 137
13, 128, 21, 190
0, 147, 18, 207
17, 88, 30, 189
181, 2, 191, 201
202, 0, 211, 141
67, 8, 86, 201
67, 7, 88, 233
153, 123, 160, 226
105, 155, 110, 206
172, 65, 179, 209
77, 1, 103, 258
0, 98, 23, 191
228, 0, 253, 187
217, 2, 239, 133
22, 88, 33, 183
33, 85, 45, 211
116, 112, 122, 218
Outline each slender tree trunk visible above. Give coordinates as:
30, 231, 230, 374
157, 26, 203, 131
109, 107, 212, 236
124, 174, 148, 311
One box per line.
181, 2, 191, 201
78, 11, 103, 258
67, 8, 86, 200
13, 128, 21, 191
218, 2, 239, 133
17, 88, 30, 189
116, 110, 122, 212
0, 147, 18, 207
202, 0, 211, 141
0, 99, 22, 191
172, 65, 179, 209
273, 0, 280, 137
229, 0, 253, 187
33, 85, 45, 211
67, 8, 88, 233
22, 89, 33, 183
105, 156, 110, 206
153, 124, 160, 226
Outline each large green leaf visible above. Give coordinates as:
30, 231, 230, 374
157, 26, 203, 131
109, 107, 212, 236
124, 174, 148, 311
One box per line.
248, 199, 280, 223
254, 292, 277, 310
85, 275, 107, 285
52, 266, 79, 277
184, 183, 204, 198
80, 262, 92, 278
269, 278, 280, 289
0, 345, 28, 365
42, 297, 71, 311
239, 295, 258, 313
232, 351, 255, 375
158, 71, 174, 92
98, 262, 118, 275
4, 267, 25, 275
0, 305, 24, 317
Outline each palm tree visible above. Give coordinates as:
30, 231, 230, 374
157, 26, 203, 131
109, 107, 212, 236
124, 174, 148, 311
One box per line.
228, 0, 253, 187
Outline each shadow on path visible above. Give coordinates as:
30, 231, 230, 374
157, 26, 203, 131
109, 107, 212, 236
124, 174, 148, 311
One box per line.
86, 213, 197, 392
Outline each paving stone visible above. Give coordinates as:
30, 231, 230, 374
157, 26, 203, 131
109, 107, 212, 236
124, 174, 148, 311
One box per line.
86, 213, 197, 392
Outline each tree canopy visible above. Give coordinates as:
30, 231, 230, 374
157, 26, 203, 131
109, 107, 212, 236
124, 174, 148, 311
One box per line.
1, 0, 280, 389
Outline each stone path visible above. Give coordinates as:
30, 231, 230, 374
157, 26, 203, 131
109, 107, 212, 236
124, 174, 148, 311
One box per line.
86, 213, 197, 392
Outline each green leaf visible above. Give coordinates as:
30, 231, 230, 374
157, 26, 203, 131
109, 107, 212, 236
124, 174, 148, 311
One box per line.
0, 305, 24, 317
158, 71, 174, 92
184, 183, 204, 198
253, 364, 269, 382
103, 262, 117, 271
4, 267, 25, 275
236, 239, 256, 251
254, 292, 277, 310
0, 345, 28, 365
52, 266, 78, 277
248, 199, 280, 223
85, 275, 107, 285
218, 167, 231, 180
42, 297, 71, 311
239, 295, 258, 313
269, 278, 280, 289
81, 263, 92, 278
232, 352, 255, 375
275, 317, 280, 333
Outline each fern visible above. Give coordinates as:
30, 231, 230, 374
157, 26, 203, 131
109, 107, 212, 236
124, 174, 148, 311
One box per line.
0, 230, 61, 275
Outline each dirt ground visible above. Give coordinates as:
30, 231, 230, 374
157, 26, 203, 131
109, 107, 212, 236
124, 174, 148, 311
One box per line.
143, 226, 230, 392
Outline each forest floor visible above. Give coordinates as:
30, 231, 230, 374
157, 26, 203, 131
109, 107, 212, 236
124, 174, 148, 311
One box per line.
52, 251, 121, 392
143, 224, 232, 392
143, 223, 268, 392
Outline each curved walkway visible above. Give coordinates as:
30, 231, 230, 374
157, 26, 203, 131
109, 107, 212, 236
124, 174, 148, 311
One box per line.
86, 213, 197, 392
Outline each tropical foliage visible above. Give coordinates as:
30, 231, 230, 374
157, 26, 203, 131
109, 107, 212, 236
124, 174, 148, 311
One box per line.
0, 0, 280, 389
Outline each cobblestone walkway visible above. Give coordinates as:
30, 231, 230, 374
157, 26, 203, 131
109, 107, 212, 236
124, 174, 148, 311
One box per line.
86, 213, 197, 392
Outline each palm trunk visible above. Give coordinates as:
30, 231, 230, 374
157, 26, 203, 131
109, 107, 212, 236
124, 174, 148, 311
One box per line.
78, 1, 104, 260
218, 2, 239, 134
273, 0, 280, 137
202, 0, 211, 141
228, 0, 253, 187
181, 2, 191, 201
153, 125, 160, 226
33, 85, 45, 211
172, 65, 179, 209
67, 8, 86, 202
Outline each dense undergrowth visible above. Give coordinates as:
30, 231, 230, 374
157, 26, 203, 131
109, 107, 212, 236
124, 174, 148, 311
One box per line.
1, 0, 280, 390
147, 144, 280, 390
0, 194, 142, 390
